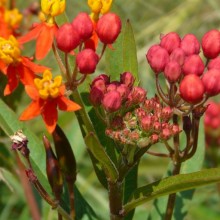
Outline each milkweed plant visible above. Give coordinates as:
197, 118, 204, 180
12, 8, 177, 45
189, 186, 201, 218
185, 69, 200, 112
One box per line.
0, 0, 220, 220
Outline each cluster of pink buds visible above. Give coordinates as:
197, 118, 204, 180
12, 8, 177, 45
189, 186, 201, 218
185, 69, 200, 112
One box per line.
55, 12, 121, 75
146, 30, 220, 108
89, 73, 181, 147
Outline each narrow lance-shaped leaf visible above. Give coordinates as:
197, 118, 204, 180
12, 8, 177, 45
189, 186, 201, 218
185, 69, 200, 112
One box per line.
122, 168, 220, 215
85, 132, 119, 182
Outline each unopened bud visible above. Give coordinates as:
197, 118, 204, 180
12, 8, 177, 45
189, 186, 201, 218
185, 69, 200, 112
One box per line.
76, 49, 99, 74
160, 32, 181, 54
120, 72, 135, 88
96, 13, 122, 44
202, 69, 220, 96
102, 90, 122, 112
207, 57, 220, 70
202, 29, 220, 59
89, 86, 104, 106
182, 55, 205, 76
164, 61, 182, 83
180, 74, 204, 104
180, 34, 200, 56
56, 23, 80, 53
72, 12, 93, 41
170, 48, 185, 66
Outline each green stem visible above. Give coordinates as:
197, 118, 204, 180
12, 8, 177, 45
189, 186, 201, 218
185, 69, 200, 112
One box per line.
108, 181, 124, 220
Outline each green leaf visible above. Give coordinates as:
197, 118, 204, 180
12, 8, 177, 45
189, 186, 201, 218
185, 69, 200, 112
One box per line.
123, 167, 220, 215
105, 20, 139, 82
85, 132, 119, 182
0, 99, 97, 219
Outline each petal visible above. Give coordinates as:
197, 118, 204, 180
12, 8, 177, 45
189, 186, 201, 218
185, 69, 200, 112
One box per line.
25, 85, 39, 100
35, 24, 57, 60
19, 100, 42, 120
57, 96, 81, 112
21, 57, 49, 73
4, 65, 19, 95
18, 64, 35, 86
18, 23, 42, 44
0, 60, 7, 74
41, 100, 58, 133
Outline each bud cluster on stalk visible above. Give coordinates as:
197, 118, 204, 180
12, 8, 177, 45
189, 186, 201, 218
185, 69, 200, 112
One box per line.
146, 30, 220, 109
55, 12, 121, 75
89, 73, 181, 147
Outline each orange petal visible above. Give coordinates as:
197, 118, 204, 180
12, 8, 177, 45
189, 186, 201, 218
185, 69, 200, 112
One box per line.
4, 65, 19, 95
19, 100, 42, 120
41, 100, 58, 133
21, 57, 49, 73
25, 85, 39, 100
18, 63, 35, 86
35, 24, 57, 60
0, 60, 7, 74
18, 23, 42, 44
57, 96, 81, 112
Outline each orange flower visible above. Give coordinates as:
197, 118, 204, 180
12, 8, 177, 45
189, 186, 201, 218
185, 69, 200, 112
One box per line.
20, 70, 81, 133
18, 21, 58, 60
0, 35, 48, 95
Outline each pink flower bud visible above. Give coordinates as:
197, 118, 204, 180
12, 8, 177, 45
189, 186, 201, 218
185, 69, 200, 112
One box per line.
76, 49, 99, 74
169, 48, 185, 66
202, 69, 220, 96
107, 83, 117, 92
180, 75, 204, 104
89, 86, 104, 106
160, 128, 171, 140
56, 23, 80, 53
164, 61, 182, 82
116, 84, 130, 101
180, 34, 200, 56
146, 45, 169, 74
161, 106, 173, 121
120, 72, 135, 88
96, 13, 122, 44
202, 29, 220, 59
150, 134, 159, 144
72, 12, 93, 41
207, 57, 220, 70
102, 91, 121, 112
182, 55, 205, 76
128, 87, 147, 105
160, 32, 181, 54
141, 115, 153, 132
91, 74, 110, 87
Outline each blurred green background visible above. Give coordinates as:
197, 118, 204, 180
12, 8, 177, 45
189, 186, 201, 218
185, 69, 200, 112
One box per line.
0, 0, 220, 219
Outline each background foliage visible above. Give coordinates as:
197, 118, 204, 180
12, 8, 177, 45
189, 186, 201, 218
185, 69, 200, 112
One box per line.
0, 0, 220, 219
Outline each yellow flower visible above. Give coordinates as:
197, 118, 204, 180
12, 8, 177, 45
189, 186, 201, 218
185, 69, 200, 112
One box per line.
4, 8, 23, 29
88, 0, 112, 15
0, 35, 21, 65
34, 70, 62, 100
41, 0, 66, 17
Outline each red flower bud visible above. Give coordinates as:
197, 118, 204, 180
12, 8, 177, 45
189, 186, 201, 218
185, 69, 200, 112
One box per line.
202, 29, 220, 59
128, 87, 147, 105
207, 57, 220, 70
146, 45, 169, 74
56, 23, 80, 53
160, 32, 181, 54
180, 74, 204, 104
120, 72, 135, 88
102, 90, 121, 112
91, 74, 110, 88
76, 49, 99, 74
116, 84, 130, 101
180, 34, 200, 56
202, 69, 220, 96
96, 13, 122, 44
89, 86, 104, 106
182, 55, 205, 76
164, 61, 182, 83
72, 12, 93, 41
169, 48, 185, 66
141, 115, 153, 132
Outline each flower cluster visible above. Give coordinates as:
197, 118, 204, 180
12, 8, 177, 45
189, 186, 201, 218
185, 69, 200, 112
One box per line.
89, 72, 181, 147
146, 31, 220, 107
